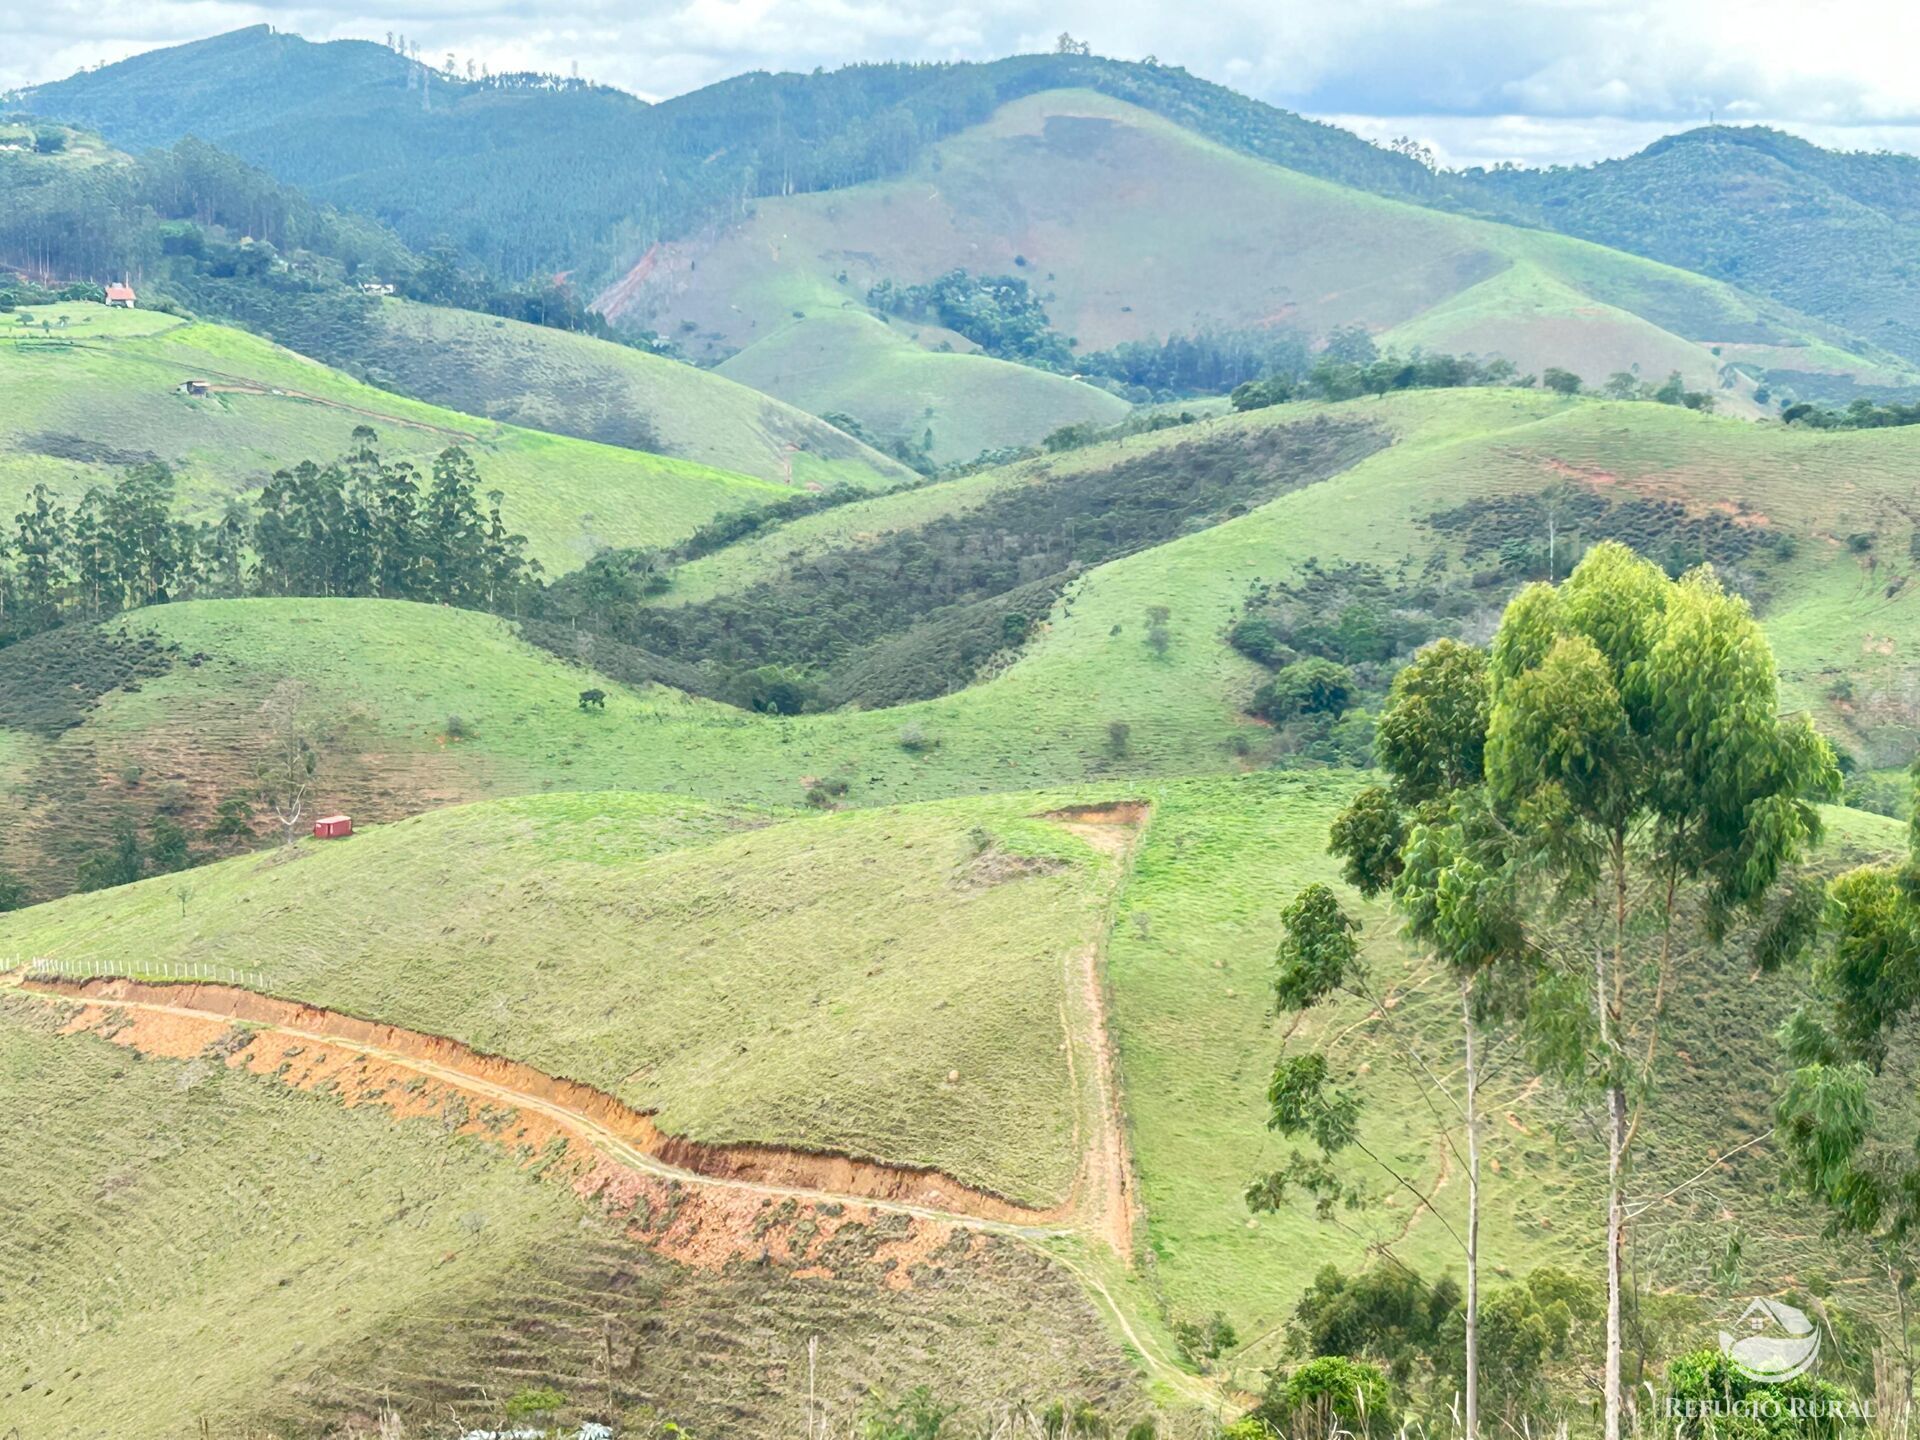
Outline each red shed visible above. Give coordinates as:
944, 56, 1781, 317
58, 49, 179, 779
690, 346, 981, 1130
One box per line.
313, 814, 353, 839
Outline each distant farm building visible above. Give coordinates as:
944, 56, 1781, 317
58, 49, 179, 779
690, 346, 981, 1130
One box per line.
359, 280, 396, 296
313, 815, 353, 839
104, 283, 136, 308
176, 379, 210, 396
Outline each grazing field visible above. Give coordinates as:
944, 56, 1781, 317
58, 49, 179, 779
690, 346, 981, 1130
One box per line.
716, 307, 1131, 465
607, 89, 1903, 399
9, 362, 1920, 1425
1, 789, 1137, 1204
349, 300, 916, 487
13, 388, 1920, 900
0, 303, 795, 572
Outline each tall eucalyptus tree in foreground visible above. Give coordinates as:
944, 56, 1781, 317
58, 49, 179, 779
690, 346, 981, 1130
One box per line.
1261, 542, 1838, 1440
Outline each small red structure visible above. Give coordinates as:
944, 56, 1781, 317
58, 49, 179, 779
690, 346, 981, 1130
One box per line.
313, 814, 353, 839
104, 283, 137, 308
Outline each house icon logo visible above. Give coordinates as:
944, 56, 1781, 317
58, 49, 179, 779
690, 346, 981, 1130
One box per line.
1719, 1297, 1820, 1382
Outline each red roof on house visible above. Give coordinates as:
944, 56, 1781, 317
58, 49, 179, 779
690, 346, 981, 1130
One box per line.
105, 284, 136, 301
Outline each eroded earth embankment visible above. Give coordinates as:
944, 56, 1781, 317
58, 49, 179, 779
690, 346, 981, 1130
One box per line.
22, 975, 1067, 1290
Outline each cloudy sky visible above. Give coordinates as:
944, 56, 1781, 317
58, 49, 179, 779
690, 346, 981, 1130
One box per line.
7, 0, 1920, 168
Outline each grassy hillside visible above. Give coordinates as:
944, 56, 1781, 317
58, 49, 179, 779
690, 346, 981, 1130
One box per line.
0, 989, 1140, 1437
608, 90, 1908, 408
717, 308, 1130, 465
273, 298, 916, 487
0, 301, 798, 570
0, 789, 1133, 1204
1103, 775, 1907, 1387
12, 381, 1920, 1417
16, 388, 1920, 900
7, 775, 1901, 1415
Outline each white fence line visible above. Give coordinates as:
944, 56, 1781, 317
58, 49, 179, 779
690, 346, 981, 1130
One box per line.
24, 956, 267, 989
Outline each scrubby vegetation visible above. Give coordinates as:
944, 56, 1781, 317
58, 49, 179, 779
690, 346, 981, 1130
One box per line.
551, 416, 1386, 710
0, 127, 642, 353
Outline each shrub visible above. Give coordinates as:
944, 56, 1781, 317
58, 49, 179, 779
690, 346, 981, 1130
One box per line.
860, 1387, 954, 1440
205, 795, 255, 840
0, 867, 27, 912
77, 819, 144, 893
1665, 1347, 1862, 1440
805, 777, 851, 809
578, 687, 608, 710
1144, 604, 1172, 657
147, 817, 192, 874
1172, 1309, 1239, 1363
503, 1385, 567, 1427
1542, 366, 1583, 396
1106, 719, 1132, 756
736, 663, 816, 716
897, 723, 937, 752
1041, 1400, 1108, 1438
1227, 615, 1289, 665
1257, 1355, 1396, 1437
1252, 659, 1353, 721
444, 713, 470, 740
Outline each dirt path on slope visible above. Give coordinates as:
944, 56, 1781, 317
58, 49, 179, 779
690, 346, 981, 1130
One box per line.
18, 974, 1059, 1230
1042, 802, 1150, 1261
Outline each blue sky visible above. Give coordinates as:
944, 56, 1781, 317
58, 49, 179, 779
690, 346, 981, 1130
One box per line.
7, 0, 1920, 167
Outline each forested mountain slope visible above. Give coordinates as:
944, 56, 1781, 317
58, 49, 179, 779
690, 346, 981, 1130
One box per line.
1468, 126, 1920, 373
16, 27, 1435, 283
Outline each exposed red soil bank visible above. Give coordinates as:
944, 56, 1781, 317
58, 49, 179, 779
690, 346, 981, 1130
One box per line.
25, 977, 1065, 1278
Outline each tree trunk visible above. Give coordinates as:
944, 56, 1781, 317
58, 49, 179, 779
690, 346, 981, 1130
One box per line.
1463, 980, 1481, 1440
1603, 830, 1629, 1440
1606, 1081, 1627, 1440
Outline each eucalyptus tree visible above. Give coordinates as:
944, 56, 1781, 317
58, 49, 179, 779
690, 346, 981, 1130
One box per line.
1262, 543, 1837, 1440
1778, 761, 1920, 1397
1255, 637, 1511, 1439
1483, 543, 1835, 1440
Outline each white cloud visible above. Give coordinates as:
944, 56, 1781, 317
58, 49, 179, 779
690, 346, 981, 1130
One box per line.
7, 0, 1920, 165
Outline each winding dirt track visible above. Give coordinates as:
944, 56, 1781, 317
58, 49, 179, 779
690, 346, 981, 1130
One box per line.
20, 973, 1064, 1231
2, 801, 1198, 1379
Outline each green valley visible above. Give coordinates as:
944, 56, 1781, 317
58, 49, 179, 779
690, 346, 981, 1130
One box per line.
11, 20, 1920, 1440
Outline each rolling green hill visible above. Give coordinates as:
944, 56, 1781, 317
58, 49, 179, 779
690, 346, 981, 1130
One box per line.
605, 90, 1912, 412
329, 299, 916, 485
716, 308, 1131, 466
0, 300, 872, 570
0, 789, 1134, 1205
13, 388, 1920, 899
13, 378, 1920, 1423
0, 979, 1140, 1437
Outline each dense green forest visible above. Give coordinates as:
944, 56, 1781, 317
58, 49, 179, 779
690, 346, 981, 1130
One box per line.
866, 268, 1312, 399
0, 129, 410, 295
18, 27, 1436, 283
0, 126, 664, 362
